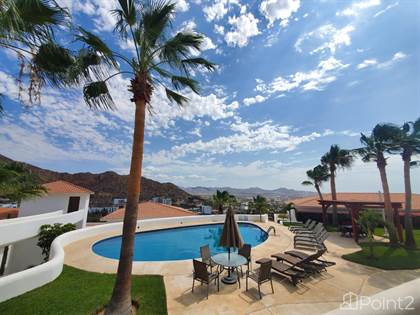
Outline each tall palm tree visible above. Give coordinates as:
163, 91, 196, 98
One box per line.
302, 164, 330, 224
76, 2, 215, 313
252, 195, 269, 221
0, 0, 71, 104
321, 145, 354, 226
390, 118, 420, 248
212, 190, 235, 214
355, 124, 401, 245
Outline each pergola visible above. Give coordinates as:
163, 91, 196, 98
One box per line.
318, 199, 404, 242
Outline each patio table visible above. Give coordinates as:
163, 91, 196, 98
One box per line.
212, 252, 247, 285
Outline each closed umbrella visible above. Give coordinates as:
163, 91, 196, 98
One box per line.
219, 207, 244, 284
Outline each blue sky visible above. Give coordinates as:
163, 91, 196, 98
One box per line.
0, 0, 419, 193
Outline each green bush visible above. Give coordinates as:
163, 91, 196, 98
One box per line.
37, 223, 76, 261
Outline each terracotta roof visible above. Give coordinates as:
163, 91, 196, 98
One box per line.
43, 180, 93, 194
0, 208, 19, 220
289, 193, 420, 216
102, 201, 196, 221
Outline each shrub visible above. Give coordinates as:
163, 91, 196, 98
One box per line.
37, 223, 76, 261
357, 210, 384, 258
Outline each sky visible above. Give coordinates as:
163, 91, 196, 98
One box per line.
0, 0, 419, 193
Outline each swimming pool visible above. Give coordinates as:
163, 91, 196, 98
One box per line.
92, 223, 268, 261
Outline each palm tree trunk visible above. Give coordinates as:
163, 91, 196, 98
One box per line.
106, 99, 146, 315
403, 153, 416, 248
377, 161, 399, 245
330, 171, 338, 226
315, 184, 327, 225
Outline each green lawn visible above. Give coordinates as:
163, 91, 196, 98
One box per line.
342, 242, 420, 270
374, 227, 420, 243
0, 266, 167, 315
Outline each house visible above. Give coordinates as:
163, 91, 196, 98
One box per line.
102, 201, 196, 222
19, 180, 93, 228
289, 192, 420, 226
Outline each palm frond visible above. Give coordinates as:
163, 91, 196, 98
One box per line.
142, 1, 176, 47
112, 0, 136, 38
75, 28, 117, 67
0, 93, 3, 116
32, 42, 75, 87
181, 57, 216, 72
159, 32, 204, 65
83, 81, 115, 110
171, 75, 199, 93
165, 88, 188, 105
301, 181, 313, 186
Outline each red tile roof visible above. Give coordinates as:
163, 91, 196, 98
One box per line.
289, 193, 420, 216
102, 201, 196, 221
0, 208, 19, 220
43, 180, 93, 194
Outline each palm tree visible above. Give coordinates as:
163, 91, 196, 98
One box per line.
302, 164, 330, 224
390, 118, 420, 248
75, 2, 215, 313
0, 162, 46, 205
321, 145, 354, 226
355, 124, 401, 245
252, 195, 269, 221
212, 190, 235, 214
0, 0, 71, 104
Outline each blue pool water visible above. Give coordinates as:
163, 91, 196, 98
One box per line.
92, 223, 268, 261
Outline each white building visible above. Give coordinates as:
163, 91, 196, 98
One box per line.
0, 180, 92, 276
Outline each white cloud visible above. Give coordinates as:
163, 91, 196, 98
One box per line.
173, 0, 190, 12
256, 57, 349, 96
224, 13, 260, 48
179, 20, 216, 52
214, 24, 225, 35
357, 59, 378, 69
295, 24, 355, 55
203, 0, 230, 21
337, 0, 381, 17
243, 95, 267, 106
259, 0, 300, 27
374, 1, 398, 18
377, 51, 407, 69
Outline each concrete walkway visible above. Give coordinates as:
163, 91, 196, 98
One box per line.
64, 221, 420, 315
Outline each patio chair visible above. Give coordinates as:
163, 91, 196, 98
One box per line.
289, 219, 311, 231
192, 259, 220, 299
246, 258, 274, 299
238, 243, 252, 276
294, 228, 327, 244
200, 244, 218, 273
291, 220, 317, 233
293, 222, 324, 236
294, 231, 329, 250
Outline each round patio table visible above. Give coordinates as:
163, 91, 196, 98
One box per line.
212, 252, 247, 285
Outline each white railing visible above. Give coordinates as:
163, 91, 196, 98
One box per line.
0, 214, 267, 302
0, 210, 85, 247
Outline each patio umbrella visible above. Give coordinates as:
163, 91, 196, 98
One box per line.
219, 207, 243, 259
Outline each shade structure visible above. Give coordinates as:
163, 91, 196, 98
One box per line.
219, 207, 243, 250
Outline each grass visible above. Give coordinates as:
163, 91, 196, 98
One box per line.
0, 266, 167, 315
342, 242, 420, 270
343, 228, 420, 270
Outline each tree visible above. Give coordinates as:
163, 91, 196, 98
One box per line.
212, 190, 235, 214
390, 118, 420, 248
321, 145, 354, 226
251, 195, 269, 221
75, 2, 215, 313
0, 0, 72, 105
0, 162, 46, 206
357, 210, 384, 258
302, 164, 330, 225
37, 223, 76, 261
355, 124, 401, 246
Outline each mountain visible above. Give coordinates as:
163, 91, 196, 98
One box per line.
0, 155, 191, 207
183, 186, 314, 200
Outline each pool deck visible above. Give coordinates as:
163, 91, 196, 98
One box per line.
64, 221, 420, 315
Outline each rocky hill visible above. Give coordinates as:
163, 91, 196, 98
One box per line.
184, 186, 314, 200
0, 155, 191, 207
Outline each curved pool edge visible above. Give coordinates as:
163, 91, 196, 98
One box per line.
91, 222, 269, 262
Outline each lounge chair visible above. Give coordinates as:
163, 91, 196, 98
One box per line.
294, 231, 328, 250
289, 219, 311, 231
200, 244, 218, 273
266, 258, 306, 286
285, 249, 336, 268
238, 243, 252, 276
293, 222, 324, 236
291, 220, 317, 233
271, 249, 331, 273
192, 259, 219, 299
294, 228, 327, 243
246, 258, 274, 299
